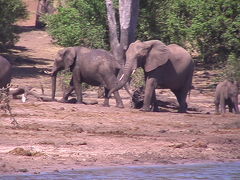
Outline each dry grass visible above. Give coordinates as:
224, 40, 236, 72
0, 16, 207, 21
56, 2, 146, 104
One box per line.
8, 147, 44, 157
0, 85, 18, 126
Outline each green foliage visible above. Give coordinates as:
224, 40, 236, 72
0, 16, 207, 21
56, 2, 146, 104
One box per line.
44, 0, 108, 49
45, 0, 240, 80
225, 53, 240, 83
0, 0, 28, 48
186, 0, 240, 63
138, 0, 177, 44
138, 0, 240, 81
139, 0, 240, 60
130, 68, 145, 89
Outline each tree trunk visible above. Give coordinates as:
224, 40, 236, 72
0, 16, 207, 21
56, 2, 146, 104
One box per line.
105, 0, 123, 63
119, 0, 139, 53
35, 0, 55, 28
105, 0, 139, 66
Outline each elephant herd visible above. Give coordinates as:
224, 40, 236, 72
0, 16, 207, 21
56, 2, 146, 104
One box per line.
51, 47, 125, 108
0, 40, 239, 114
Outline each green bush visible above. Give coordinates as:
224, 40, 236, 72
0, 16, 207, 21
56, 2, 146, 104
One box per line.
175, 0, 240, 81
44, 0, 107, 49
225, 53, 240, 82
138, 0, 240, 81
139, 0, 240, 60
130, 68, 145, 89
45, 0, 240, 81
138, 0, 185, 45
186, 0, 240, 63
0, 0, 28, 48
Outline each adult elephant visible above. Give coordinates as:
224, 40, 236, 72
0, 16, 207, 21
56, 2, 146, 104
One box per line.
108, 40, 194, 112
0, 56, 12, 89
51, 47, 124, 108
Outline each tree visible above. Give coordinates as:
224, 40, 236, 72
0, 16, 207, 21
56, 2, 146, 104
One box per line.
163, 0, 240, 81
105, 0, 139, 65
35, 0, 55, 28
44, 0, 107, 48
0, 0, 28, 48
45, 0, 140, 64
137, 0, 240, 81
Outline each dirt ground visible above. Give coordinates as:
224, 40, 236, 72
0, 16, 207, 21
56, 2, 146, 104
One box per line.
0, 0, 240, 175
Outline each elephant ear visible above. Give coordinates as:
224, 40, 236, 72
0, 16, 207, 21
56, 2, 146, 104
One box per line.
113, 60, 121, 70
144, 40, 170, 72
63, 47, 77, 69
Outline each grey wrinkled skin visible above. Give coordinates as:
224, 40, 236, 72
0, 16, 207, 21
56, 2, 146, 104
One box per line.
214, 80, 239, 114
0, 56, 12, 89
108, 40, 194, 113
51, 46, 124, 108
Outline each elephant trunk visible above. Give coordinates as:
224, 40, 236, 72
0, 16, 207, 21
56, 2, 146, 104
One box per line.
108, 61, 135, 97
51, 69, 58, 101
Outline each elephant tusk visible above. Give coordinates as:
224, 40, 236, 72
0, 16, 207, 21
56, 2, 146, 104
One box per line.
119, 74, 125, 81
131, 69, 136, 75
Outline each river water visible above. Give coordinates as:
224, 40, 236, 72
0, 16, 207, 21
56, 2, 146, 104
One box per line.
1, 161, 240, 180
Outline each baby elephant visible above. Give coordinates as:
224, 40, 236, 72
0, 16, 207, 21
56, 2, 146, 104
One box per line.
214, 80, 239, 114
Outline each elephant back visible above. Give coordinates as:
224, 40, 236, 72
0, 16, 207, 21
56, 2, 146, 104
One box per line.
167, 44, 193, 73
167, 44, 192, 62
92, 49, 121, 69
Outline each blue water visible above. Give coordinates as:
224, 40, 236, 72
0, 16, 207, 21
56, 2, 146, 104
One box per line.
1, 161, 240, 180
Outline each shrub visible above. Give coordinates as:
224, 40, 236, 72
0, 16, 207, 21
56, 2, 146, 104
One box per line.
45, 0, 240, 81
44, 0, 108, 49
138, 0, 240, 81
225, 53, 240, 82
0, 0, 28, 48
130, 68, 145, 89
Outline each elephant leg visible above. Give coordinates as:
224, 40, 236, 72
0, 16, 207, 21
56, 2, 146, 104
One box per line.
104, 75, 124, 108
220, 98, 226, 113
113, 91, 124, 108
150, 90, 158, 112
234, 103, 240, 114
228, 101, 234, 113
214, 99, 220, 114
234, 105, 240, 114
232, 98, 240, 114
60, 86, 74, 103
172, 90, 181, 110
103, 88, 110, 107
172, 89, 188, 113
142, 77, 157, 112
59, 78, 74, 102
72, 68, 83, 104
